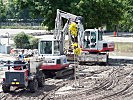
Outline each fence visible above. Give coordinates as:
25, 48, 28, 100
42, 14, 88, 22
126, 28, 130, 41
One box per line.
0, 19, 43, 27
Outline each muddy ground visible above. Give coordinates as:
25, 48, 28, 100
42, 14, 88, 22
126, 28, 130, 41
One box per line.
0, 58, 133, 100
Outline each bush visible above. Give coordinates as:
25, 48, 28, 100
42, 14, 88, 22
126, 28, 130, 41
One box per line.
13, 32, 38, 49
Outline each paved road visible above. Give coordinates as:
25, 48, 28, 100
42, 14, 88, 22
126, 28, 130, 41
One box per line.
0, 29, 46, 35
103, 36, 133, 43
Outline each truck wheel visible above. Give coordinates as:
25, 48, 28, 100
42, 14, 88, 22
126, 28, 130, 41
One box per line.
37, 71, 45, 87
38, 73, 45, 87
28, 79, 38, 93
2, 85, 10, 93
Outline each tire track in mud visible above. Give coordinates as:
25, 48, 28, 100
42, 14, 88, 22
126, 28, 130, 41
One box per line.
40, 82, 67, 100
91, 67, 133, 100
2, 67, 109, 100
54, 66, 133, 100
54, 67, 113, 100
99, 80, 133, 100
1, 64, 133, 100
0, 78, 70, 100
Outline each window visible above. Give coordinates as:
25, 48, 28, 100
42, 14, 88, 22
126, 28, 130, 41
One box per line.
98, 31, 103, 41
91, 32, 96, 43
40, 41, 52, 54
84, 31, 90, 48
54, 41, 60, 55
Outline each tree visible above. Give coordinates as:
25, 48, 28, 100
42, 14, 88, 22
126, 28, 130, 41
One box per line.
5, 0, 19, 19
13, 32, 30, 49
118, 0, 133, 32
29, 37, 39, 49
0, 0, 6, 21
14, 0, 124, 30
13, 32, 39, 49
17, 0, 123, 29
70, 0, 124, 29
15, 0, 73, 30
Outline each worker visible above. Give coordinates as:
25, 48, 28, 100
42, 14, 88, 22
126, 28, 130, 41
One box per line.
86, 39, 90, 48
18, 50, 25, 61
45, 42, 52, 54
91, 36, 96, 43
10, 48, 14, 55
84, 38, 90, 48
14, 50, 27, 70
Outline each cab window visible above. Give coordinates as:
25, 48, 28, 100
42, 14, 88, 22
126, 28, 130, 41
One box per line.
98, 31, 103, 41
91, 32, 96, 43
40, 41, 52, 54
54, 41, 60, 55
84, 31, 90, 48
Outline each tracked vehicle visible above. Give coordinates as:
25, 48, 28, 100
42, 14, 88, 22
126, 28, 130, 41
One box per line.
38, 9, 114, 78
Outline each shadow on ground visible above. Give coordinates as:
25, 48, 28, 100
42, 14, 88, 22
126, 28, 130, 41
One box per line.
8, 84, 57, 97
108, 58, 133, 66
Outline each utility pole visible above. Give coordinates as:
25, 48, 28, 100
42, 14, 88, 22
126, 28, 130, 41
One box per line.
6, 32, 9, 45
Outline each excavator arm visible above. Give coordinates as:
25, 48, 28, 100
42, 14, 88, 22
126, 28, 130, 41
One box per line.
54, 9, 84, 54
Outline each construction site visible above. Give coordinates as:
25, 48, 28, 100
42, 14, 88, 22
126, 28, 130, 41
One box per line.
0, 53, 133, 100
0, 8, 133, 100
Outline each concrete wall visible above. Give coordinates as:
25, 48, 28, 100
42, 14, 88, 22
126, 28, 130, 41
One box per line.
0, 45, 11, 54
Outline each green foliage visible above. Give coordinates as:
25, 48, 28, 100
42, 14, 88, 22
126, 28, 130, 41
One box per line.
118, 0, 133, 32
15, 0, 124, 30
15, 0, 74, 30
0, 0, 132, 32
71, 0, 124, 29
5, 0, 19, 19
0, 0, 31, 20
13, 32, 38, 49
13, 32, 30, 49
0, 0, 6, 21
13, 32, 39, 49
29, 37, 39, 49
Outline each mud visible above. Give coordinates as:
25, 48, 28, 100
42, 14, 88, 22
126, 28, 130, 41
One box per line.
0, 58, 133, 100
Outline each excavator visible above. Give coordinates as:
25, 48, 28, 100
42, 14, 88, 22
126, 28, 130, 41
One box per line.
78, 29, 114, 65
38, 9, 114, 78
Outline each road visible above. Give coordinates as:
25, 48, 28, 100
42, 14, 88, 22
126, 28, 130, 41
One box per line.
0, 29, 133, 45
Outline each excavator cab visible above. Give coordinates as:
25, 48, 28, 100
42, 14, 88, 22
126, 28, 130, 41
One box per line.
83, 29, 114, 53
39, 38, 60, 56
40, 41, 52, 54
38, 36, 70, 78
83, 29, 100, 49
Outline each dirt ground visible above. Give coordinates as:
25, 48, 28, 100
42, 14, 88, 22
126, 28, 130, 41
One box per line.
0, 33, 133, 100
0, 58, 133, 100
